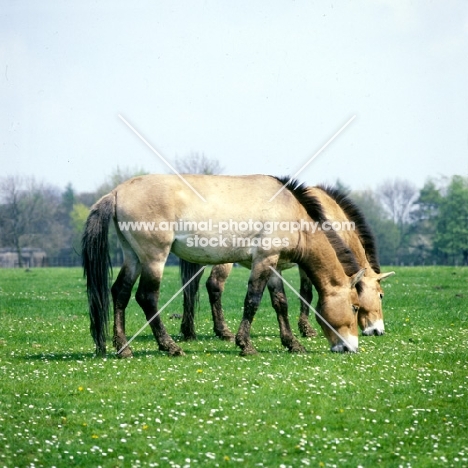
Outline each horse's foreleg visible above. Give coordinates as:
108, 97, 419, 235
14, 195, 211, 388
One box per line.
297, 267, 318, 338
267, 273, 306, 353
112, 261, 141, 358
136, 263, 184, 357
206, 263, 234, 341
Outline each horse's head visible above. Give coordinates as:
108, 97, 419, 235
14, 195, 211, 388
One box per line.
358, 271, 395, 336
315, 268, 365, 353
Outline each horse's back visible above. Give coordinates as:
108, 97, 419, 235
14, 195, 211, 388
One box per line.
113, 174, 299, 221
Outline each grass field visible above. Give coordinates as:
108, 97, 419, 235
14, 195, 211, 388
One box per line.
0, 266, 467, 467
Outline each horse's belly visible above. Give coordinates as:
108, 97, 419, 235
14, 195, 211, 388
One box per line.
171, 234, 254, 265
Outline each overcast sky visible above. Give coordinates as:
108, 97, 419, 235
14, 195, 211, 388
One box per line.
2, 1, 468, 193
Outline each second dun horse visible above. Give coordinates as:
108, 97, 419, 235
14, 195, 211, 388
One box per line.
179, 185, 394, 342
82, 174, 365, 357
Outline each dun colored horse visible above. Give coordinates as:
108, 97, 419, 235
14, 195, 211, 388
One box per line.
82, 174, 365, 357
179, 185, 394, 342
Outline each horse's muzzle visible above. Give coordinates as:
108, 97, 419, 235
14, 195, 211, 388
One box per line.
362, 327, 385, 336
362, 319, 385, 336
330, 338, 358, 353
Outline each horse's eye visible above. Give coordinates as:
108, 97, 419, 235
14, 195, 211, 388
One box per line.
352, 305, 359, 314
379, 293, 384, 300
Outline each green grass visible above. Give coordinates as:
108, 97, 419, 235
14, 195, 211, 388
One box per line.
0, 266, 467, 467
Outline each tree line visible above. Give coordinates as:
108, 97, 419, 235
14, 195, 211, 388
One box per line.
1, 163, 467, 267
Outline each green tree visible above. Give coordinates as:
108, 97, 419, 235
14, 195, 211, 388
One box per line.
70, 203, 90, 252
408, 179, 443, 264
435, 176, 468, 265
59, 183, 75, 227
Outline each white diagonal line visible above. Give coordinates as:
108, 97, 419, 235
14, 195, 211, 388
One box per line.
118, 114, 207, 202
117, 265, 207, 355
268, 267, 357, 352
268, 115, 356, 202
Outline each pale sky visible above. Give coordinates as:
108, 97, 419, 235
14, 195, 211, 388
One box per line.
1, 1, 468, 193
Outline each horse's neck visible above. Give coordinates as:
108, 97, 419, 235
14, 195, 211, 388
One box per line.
308, 186, 373, 274
299, 231, 348, 293
340, 232, 373, 272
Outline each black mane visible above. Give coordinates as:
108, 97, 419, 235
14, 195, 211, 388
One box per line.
316, 185, 381, 274
272, 176, 361, 278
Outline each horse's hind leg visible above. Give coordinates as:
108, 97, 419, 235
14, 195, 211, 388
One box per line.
136, 262, 184, 356
206, 263, 234, 341
267, 272, 306, 353
297, 267, 318, 338
112, 258, 141, 358
235, 259, 275, 356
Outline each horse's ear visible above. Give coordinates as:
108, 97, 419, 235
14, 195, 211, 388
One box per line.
378, 271, 395, 282
350, 268, 366, 289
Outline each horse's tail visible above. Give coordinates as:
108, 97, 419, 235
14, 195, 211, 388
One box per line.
81, 193, 115, 356
179, 259, 203, 337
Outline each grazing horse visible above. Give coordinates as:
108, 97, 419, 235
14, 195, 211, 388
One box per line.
310, 186, 395, 334
179, 185, 394, 341
82, 174, 365, 357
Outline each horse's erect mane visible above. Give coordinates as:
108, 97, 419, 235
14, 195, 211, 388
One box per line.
272, 176, 361, 278
316, 185, 381, 274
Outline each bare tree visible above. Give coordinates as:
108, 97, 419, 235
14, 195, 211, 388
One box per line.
174, 152, 223, 175
0, 176, 62, 266
378, 179, 418, 226
377, 179, 419, 264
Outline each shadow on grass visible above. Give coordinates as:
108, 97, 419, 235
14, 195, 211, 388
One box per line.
131, 331, 286, 342
19, 330, 323, 361
21, 344, 323, 361
22, 351, 98, 361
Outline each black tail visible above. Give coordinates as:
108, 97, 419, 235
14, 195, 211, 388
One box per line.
180, 259, 204, 313
81, 193, 115, 356
179, 259, 204, 339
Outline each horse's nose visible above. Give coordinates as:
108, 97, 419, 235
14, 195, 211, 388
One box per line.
330, 342, 358, 353
331, 343, 343, 353
362, 325, 385, 336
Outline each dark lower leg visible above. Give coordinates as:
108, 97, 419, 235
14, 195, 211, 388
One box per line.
112, 265, 140, 358
297, 269, 317, 338
235, 268, 269, 355
136, 269, 184, 356
206, 271, 234, 341
268, 275, 306, 353
235, 293, 261, 356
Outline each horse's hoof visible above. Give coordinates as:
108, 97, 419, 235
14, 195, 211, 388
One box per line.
218, 331, 235, 342
116, 347, 133, 359
168, 346, 185, 357
215, 327, 235, 341
159, 340, 185, 356
289, 343, 307, 353
182, 334, 197, 342
95, 348, 106, 358
299, 325, 318, 338
239, 346, 258, 356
